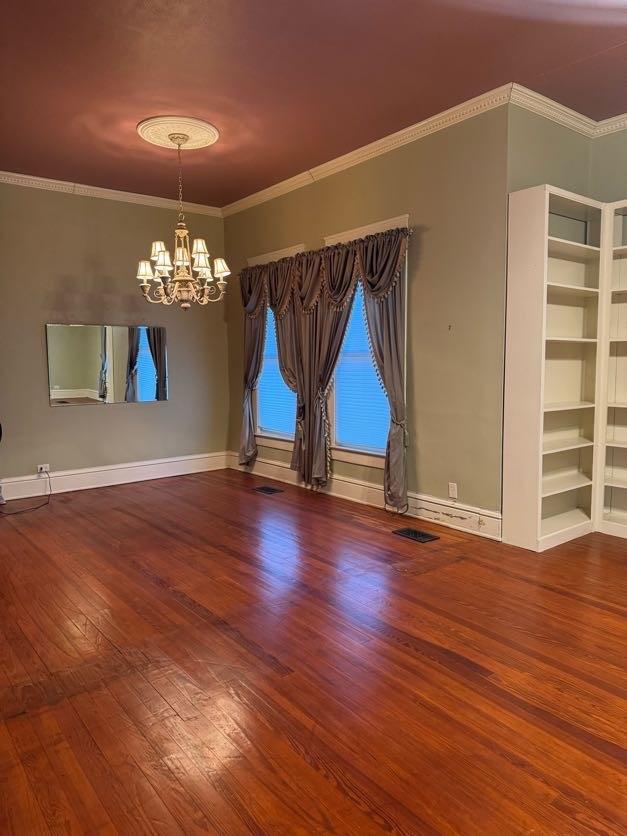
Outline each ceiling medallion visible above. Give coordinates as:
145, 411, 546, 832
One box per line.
135, 116, 229, 310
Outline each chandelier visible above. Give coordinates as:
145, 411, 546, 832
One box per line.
135, 117, 230, 310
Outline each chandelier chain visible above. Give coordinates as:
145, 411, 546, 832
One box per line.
177, 145, 185, 222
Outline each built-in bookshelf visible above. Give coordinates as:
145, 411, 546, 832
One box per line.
503, 185, 627, 551
598, 202, 627, 537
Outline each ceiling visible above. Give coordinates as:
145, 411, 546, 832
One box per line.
1, 0, 626, 207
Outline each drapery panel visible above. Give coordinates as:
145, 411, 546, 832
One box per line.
98, 326, 108, 401
239, 273, 267, 465
238, 227, 410, 508
124, 326, 140, 403
363, 274, 407, 509
146, 326, 167, 401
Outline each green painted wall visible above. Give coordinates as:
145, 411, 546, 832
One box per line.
590, 130, 627, 202
507, 106, 591, 196
47, 324, 103, 392
225, 107, 510, 512
0, 184, 229, 478
507, 105, 627, 202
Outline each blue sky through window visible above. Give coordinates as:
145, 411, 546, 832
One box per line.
137, 327, 157, 402
257, 308, 296, 437
334, 285, 389, 453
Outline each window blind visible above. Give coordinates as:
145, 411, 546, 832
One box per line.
257, 308, 296, 437
137, 327, 157, 401
335, 285, 389, 453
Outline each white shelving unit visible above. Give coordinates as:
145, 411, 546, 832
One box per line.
502, 185, 627, 552
504, 186, 627, 551
597, 200, 627, 538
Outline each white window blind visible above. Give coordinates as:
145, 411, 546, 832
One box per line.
257, 308, 296, 437
137, 327, 157, 402
334, 284, 389, 453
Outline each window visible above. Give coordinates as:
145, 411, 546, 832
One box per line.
257, 308, 296, 437
137, 327, 157, 402
334, 284, 389, 453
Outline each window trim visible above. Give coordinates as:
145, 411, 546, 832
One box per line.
255, 432, 293, 451
247, 244, 305, 267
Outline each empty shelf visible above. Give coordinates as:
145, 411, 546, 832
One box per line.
608, 403, 627, 409
603, 508, 627, 525
605, 475, 627, 490
543, 437, 594, 455
541, 508, 591, 538
544, 401, 595, 412
545, 337, 597, 343
613, 245, 627, 258
542, 471, 592, 497
546, 282, 599, 297
548, 237, 600, 262
606, 439, 627, 449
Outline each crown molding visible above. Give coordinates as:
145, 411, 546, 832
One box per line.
594, 113, 627, 137
222, 84, 513, 216
508, 84, 597, 137
223, 171, 314, 217
508, 84, 627, 138
0, 170, 222, 217
2, 85, 625, 220
222, 83, 626, 217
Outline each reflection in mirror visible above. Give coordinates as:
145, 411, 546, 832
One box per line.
46, 325, 168, 406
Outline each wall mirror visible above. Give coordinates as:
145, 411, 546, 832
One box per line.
46, 324, 168, 406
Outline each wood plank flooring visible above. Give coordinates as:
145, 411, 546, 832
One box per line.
0, 468, 625, 834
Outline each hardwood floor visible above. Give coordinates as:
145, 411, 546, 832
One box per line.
0, 469, 625, 834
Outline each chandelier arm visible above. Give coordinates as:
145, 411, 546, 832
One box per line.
141, 290, 166, 304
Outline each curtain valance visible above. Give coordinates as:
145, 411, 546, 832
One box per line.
239, 227, 411, 318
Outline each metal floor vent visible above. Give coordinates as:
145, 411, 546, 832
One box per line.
393, 527, 439, 543
254, 485, 284, 495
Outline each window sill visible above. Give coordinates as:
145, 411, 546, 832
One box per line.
256, 434, 293, 452
330, 447, 385, 469
256, 436, 385, 469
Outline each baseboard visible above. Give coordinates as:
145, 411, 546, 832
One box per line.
226, 452, 502, 540
2, 449, 502, 540
1, 452, 229, 501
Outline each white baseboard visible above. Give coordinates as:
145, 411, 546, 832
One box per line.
1, 452, 229, 501
1, 448, 502, 541
50, 388, 102, 401
226, 452, 502, 540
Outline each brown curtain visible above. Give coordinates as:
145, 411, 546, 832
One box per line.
358, 230, 408, 510
267, 260, 303, 468
98, 326, 108, 400
238, 227, 410, 502
124, 326, 140, 403
238, 268, 267, 465
146, 326, 167, 401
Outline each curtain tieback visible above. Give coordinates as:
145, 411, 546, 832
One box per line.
295, 401, 305, 450
318, 390, 332, 476
391, 416, 408, 446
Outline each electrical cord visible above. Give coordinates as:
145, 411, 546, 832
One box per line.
0, 470, 52, 516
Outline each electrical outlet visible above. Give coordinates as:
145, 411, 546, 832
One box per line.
37, 464, 50, 475
448, 481, 458, 500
